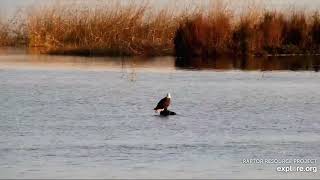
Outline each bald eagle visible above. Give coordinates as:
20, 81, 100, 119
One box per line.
154, 93, 171, 113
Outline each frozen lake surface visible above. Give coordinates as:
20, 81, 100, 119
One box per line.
0, 54, 319, 178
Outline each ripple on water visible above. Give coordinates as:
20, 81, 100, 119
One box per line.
1, 65, 320, 178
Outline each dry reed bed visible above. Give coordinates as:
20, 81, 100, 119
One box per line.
0, 2, 320, 57
175, 10, 320, 57
0, 11, 27, 47
0, 19, 22, 46
26, 3, 185, 56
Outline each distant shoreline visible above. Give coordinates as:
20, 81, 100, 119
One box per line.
1, 47, 320, 58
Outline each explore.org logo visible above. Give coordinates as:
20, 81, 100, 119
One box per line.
276, 165, 317, 173
242, 158, 318, 173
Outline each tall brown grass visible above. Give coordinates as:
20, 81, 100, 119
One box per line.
1, 1, 320, 57
0, 11, 27, 47
26, 2, 182, 56
174, 5, 233, 57
175, 9, 320, 57
310, 12, 320, 51
0, 19, 12, 46
257, 12, 285, 54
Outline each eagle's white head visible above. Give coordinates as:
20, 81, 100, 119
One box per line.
167, 93, 171, 99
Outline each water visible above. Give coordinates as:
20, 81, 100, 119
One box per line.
0, 53, 320, 179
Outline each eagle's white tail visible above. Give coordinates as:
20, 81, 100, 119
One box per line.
155, 109, 165, 113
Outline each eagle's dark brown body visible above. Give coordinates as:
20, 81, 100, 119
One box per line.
154, 97, 171, 111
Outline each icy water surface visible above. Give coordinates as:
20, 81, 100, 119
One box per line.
0, 54, 320, 179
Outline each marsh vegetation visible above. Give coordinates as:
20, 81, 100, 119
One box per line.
0, 1, 320, 57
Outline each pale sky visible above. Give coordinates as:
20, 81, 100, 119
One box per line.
0, 0, 320, 17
